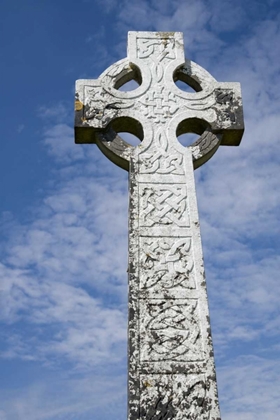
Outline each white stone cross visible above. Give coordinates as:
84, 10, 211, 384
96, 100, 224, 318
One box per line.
75, 32, 244, 420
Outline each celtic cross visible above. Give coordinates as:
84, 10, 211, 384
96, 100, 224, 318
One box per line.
75, 32, 244, 420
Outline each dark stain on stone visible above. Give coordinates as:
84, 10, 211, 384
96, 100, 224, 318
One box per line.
142, 396, 176, 420
216, 90, 233, 104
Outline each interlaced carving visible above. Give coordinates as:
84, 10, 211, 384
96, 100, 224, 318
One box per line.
139, 129, 185, 174
140, 185, 188, 227
136, 36, 176, 62
140, 152, 184, 174
140, 238, 195, 291
139, 88, 179, 123
83, 85, 134, 122
140, 374, 211, 420
140, 300, 202, 361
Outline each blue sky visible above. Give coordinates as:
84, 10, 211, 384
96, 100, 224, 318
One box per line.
0, 0, 279, 419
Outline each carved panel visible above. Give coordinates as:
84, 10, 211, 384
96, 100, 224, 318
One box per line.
139, 129, 185, 175
83, 85, 134, 123
140, 237, 195, 291
139, 185, 189, 227
140, 151, 184, 175
139, 87, 179, 123
83, 85, 106, 120
140, 374, 211, 420
140, 300, 203, 362
136, 36, 176, 62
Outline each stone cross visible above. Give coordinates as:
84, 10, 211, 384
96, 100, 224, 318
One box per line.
75, 32, 244, 420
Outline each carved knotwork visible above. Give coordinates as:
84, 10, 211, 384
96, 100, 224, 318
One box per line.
140, 374, 212, 420
140, 237, 195, 291
140, 300, 202, 362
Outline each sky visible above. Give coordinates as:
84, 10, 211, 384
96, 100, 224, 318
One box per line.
0, 0, 279, 419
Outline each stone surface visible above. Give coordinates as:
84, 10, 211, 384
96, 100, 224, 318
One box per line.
75, 32, 244, 420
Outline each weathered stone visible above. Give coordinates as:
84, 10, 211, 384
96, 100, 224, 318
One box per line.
75, 31, 244, 420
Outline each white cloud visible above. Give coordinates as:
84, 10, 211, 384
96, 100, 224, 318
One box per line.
17, 124, 25, 133
0, 137, 129, 371
38, 103, 69, 123
219, 356, 280, 419
0, 261, 127, 368
43, 124, 86, 164
0, 372, 126, 420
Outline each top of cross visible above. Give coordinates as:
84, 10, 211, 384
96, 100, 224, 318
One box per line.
75, 32, 244, 170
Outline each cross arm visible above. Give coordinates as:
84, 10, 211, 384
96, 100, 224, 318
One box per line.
212, 82, 244, 146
